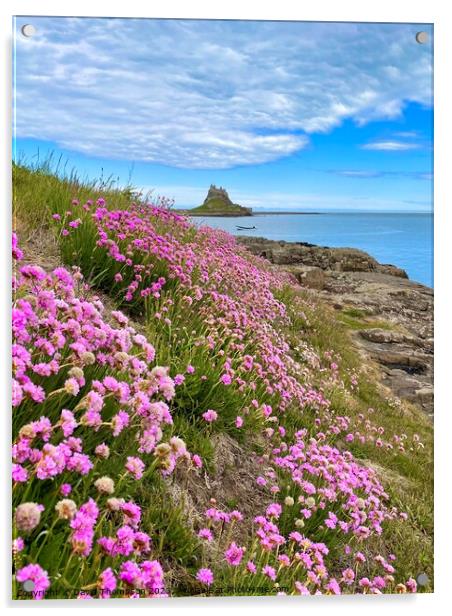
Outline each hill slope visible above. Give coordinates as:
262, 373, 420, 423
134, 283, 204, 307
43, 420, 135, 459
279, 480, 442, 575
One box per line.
11, 163, 433, 599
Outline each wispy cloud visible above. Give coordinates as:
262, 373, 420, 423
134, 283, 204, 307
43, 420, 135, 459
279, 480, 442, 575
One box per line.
14, 18, 433, 169
361, 140, 422, 151
331, 170, 381, 178
392, 130, 420, 138
328, 169, 431, 179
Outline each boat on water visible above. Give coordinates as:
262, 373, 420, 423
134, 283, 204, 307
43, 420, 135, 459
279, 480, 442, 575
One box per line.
236, 225, 256, 230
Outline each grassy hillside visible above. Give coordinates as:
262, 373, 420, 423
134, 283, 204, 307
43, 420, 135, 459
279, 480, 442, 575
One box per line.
12, 162, 433, 599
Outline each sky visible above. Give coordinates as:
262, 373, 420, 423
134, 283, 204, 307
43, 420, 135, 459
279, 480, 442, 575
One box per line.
13, 17, 433, 212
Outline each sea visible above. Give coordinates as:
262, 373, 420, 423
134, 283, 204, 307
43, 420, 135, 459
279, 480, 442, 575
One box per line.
193, 212, 434, 288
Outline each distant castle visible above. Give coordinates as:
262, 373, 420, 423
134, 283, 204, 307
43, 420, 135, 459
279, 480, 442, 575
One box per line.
196, 184, 252, 216
204, 184, 230, 202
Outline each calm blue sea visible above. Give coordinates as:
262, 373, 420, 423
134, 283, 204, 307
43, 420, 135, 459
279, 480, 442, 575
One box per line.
194, 213, 433, 288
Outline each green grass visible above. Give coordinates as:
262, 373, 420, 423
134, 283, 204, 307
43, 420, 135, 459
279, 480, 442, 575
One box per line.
338, 306, 396, 331
13, 158, 141, 235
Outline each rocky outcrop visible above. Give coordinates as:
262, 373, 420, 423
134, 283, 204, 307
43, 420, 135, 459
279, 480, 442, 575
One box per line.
330, 272, 433, 415
238, 236, 433, 416
237, 236, 408, 277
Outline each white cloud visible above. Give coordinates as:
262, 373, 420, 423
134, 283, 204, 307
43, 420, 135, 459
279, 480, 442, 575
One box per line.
14, 18, 433, 168
332, 170, 381, 178
361, 141, 421, 151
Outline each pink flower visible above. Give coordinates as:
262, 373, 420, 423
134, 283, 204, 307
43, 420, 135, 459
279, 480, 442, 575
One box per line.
406, 578, 417, 593
13, 537, 25, 553
12, 232, 23, 260
355, 551, 366, 563
235, 416, 244, 428
262, 565, 276, 581
247, 561, 257, 574
220, 374, 232, 385
60, 483, 72, 496
326, 578, 341, 595
98, 568, 117, 598
224, 542, 244, 566
202, 409, 218, 423
192, 454, 203, 468
196, 568, 214, 586
125, 456, 145, 480
295, 582, 310, 595
341, 568, 355, 585
12, 464, 28, 482
266, 502, 282, 519
198, 528, 213, 542
122, 502, 142, 528
60, 409, 77, 437
16, 564, 50, 599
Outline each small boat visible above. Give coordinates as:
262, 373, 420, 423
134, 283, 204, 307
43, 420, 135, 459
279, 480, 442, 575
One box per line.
236, 225, 256, 230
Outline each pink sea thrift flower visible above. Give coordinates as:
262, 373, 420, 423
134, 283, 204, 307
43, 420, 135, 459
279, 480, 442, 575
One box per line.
266, 502, 282, 519
196, 568, 214, 586
225, 542, 244, 566
16, 564, 50, 599
60, 483, 72, 496
198, 528, 213, 542
12, 537, 25, 553
12, 464, 28, 482
125, 456, 145, 480
247, 561, 257, 574
342, 568, 355, 585
262, 565, 276, 581
192, 454, 203, 468
98, 568, 117, 598
406, 578, 417, 593
295, 582, 310, 595
202, 409, 218, 423
326, 578, 341, 595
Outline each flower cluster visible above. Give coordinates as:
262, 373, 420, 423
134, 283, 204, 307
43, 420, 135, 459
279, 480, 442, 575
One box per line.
12, 190, 425, 600
12, 234, 193, 599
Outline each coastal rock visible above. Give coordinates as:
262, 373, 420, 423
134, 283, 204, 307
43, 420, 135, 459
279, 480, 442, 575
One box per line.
237, 236, 408, 278
284, 265, 325, 290
323, 273, 433, 415
238, 236, 433, 415
359, 328, 419, 346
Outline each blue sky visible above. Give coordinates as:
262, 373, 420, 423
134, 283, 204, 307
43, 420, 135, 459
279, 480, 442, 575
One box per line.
13, 18, 433, 212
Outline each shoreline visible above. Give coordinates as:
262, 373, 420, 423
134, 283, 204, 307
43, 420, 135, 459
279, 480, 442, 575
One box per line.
176, 210, 324, 216
238, 235, 433, 414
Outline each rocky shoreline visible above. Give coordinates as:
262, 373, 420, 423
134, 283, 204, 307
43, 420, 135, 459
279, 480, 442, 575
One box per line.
238, 236, 433, 416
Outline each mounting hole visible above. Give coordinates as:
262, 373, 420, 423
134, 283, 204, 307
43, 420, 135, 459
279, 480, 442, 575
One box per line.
21, 24, 36, 38
22, 579, 35, 592
416, 572, 429, 587
415, 31, 428, 45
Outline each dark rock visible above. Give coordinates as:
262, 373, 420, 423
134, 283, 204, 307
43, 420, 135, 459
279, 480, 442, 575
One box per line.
237, 236, 408, 278
284, 265, 325, 290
